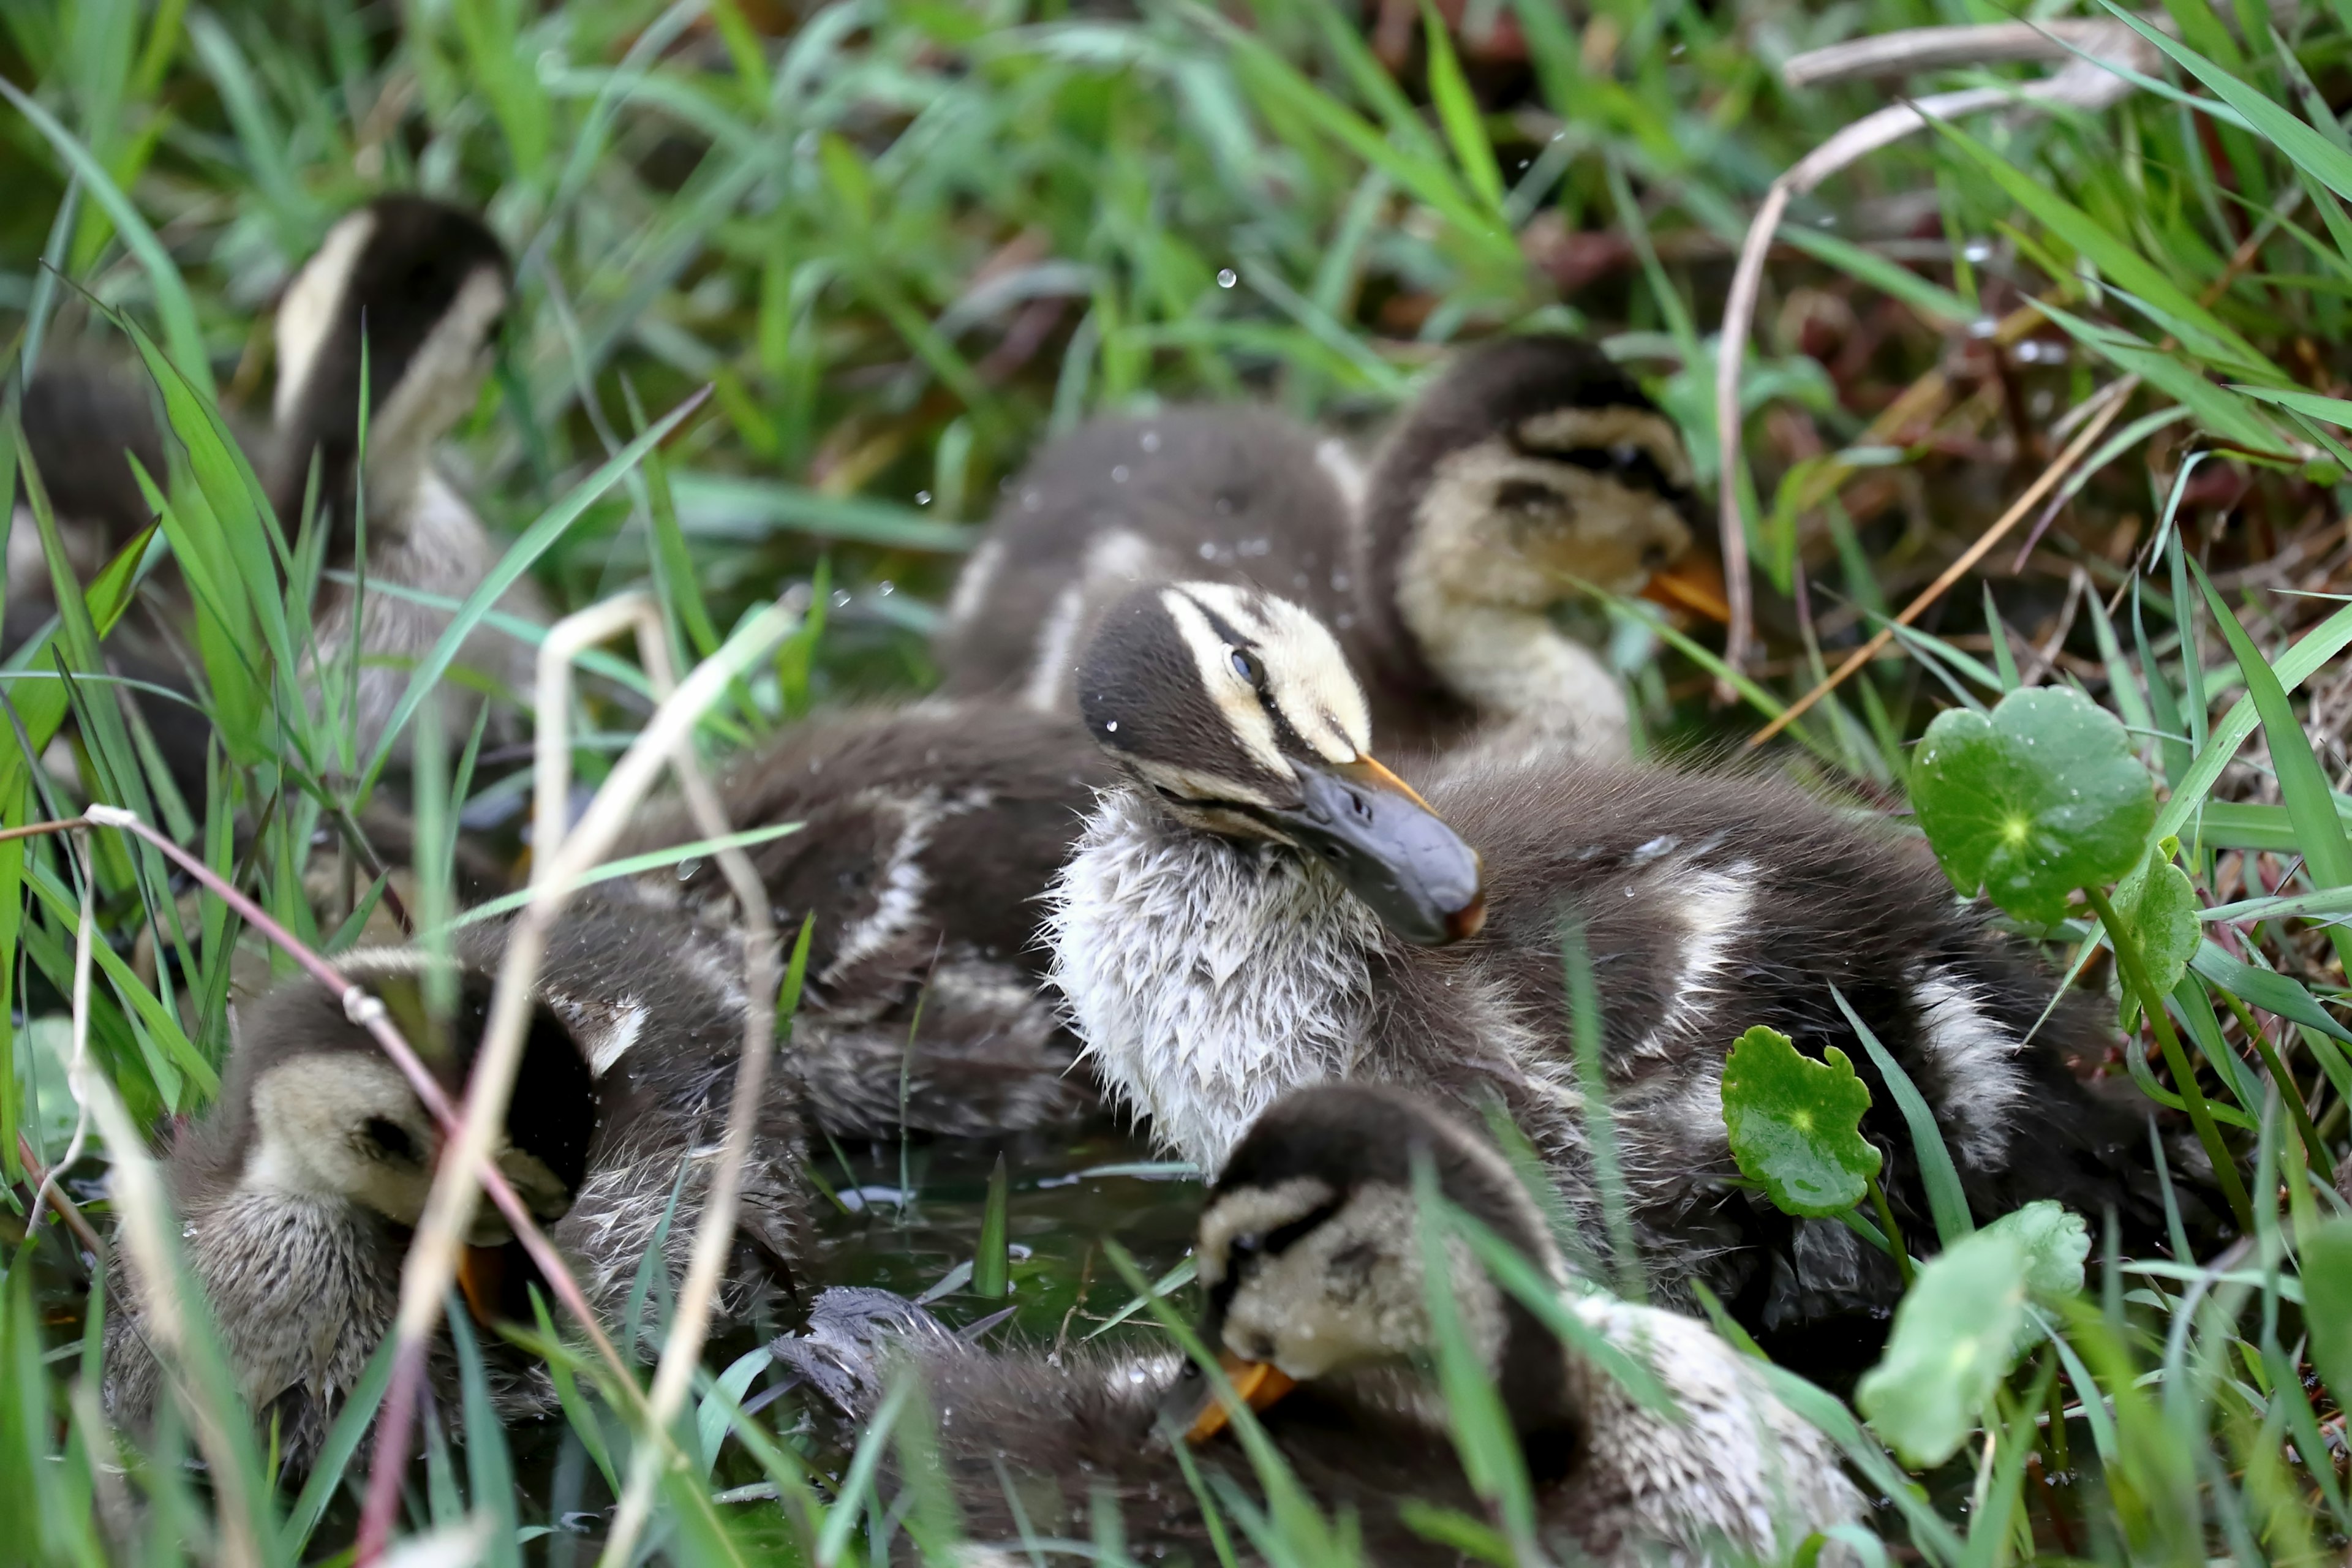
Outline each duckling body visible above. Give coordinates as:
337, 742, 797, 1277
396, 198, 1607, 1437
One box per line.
935, 336, 1702, 762
12, 194, 541, 790
104, 890, 805, 1471
616, 699, 1117, 1139
263, 195, 543, 758
1046, 581, 2166, 1357
775, 1086, 1861, 1567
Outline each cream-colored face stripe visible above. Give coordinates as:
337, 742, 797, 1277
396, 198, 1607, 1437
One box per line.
274, 208, 379, 427
366, 265, 508, 480
1514, 405, 1693, 490
1160, 582, 1369, 777
1196, 1176, 1336, 1286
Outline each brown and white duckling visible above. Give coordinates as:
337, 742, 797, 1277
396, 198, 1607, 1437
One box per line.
1045, 580, 2169, 1359
775, 1084, 1861, 1567
933, 334, 1721, 763
262, 193, 543, 758
614, 699, 1116, 1139
12, 194, 541, 790
104, 890, 805, 1472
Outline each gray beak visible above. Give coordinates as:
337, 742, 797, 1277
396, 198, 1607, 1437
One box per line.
1264, 756, 1485, 947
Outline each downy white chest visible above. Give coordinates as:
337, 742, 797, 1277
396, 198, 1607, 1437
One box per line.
1044, 788, 1382, 1171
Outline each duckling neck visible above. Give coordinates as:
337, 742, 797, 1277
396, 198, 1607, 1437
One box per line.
1046, 786, 1382, 1171
1392, 576, 1629, 761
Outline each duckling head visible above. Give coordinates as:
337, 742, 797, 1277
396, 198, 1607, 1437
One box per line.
271, 195, 511, 530
1171, 1084, 1578, 1460
221, 955, 598, 1313
1367, 334, 1717, 633
1077, 581, 1485, 946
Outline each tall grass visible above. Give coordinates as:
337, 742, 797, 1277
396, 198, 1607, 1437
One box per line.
0, 0, 2347, 1562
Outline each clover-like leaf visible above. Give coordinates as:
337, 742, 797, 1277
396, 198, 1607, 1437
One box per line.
1721, 1025, 1881, 1218
1910, 687, 2156, 924
1979, 1200, 2088, 1308
2110, 835, 2198, 1023
1856, 1225, 2031, 1468
2305, 1218, 2352, 1412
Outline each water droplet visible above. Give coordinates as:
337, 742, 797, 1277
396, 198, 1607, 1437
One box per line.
1330, 571, 1351, 592
831, 589, 851, 608
878, 579, 895, 595
1962, 239, 1993, 264
1199, 541, 1218, 560
1216, 268, 1238, 288
1022, 487, 1041, 511
914, 490, 931, 505
1112, 465, 1130, 483
1140, 429, 1161, 453
1105, 720, 1118, 733
677, 858, 703, 881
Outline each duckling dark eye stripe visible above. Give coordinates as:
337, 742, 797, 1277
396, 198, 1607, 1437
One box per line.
1511, 438, 1688, 502
1183, 594, 1315, 752
1260, 1199, 1341, 1257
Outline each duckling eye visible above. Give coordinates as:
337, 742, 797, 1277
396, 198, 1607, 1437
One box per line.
1229, 647, 1265, 688
361, 1117, 420, 1164
1610, 442, 1642, 467
1495, 480, 1555, 514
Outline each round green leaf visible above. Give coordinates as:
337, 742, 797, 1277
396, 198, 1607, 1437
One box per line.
1720, 1025, 1881, 1218
1910, 687, 2157, 924
2111, 835, 2198, 1017
1978, 1199, 2088, 1308
1856, 1226, 2031, 1468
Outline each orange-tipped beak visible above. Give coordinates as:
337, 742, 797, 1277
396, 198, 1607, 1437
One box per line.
1184, 1352, 1300, 1444
1642, 554, 1731, 624
457, 1243, 507, 1327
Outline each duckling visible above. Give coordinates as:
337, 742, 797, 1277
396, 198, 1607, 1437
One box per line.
11, 194, 541, 791
933, 334, 1717, 763
614, 699, 1117, 1139
774, 1084, 1861, 1567
104, 889, 806, 1472
1045, 580, 2174, 1359
262, 193, 544, 762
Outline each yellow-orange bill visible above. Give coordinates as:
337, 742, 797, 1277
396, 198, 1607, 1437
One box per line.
1352, 753, 1436, 812
1642, 556, 1732, 624
457, 1243, 506, 1327
1184, 1352, 1300, 1444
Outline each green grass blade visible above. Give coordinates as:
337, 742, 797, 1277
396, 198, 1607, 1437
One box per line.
1832, 986, 1973, 1246
2192, 564, 2352, 971
361, 387, 710, 789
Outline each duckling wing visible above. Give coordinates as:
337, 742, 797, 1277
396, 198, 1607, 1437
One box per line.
934, 410, 1357, 707
1563, 1294, 1864, 1566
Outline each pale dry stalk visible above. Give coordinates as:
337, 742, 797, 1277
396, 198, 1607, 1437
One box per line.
359, 594, 794, 1560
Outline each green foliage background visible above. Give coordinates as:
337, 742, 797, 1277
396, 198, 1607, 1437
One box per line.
0, 0, 2349, 1562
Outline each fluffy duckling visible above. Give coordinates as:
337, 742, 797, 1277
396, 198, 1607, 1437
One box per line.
12, 194, 541, 789
775, 1084, 1861, 1567
1046, 581, 2168, 1355
934, 334, 1717, 762
614, 699, 1117, 1139
262, 193, 544, 759
104, 890, 805, 1472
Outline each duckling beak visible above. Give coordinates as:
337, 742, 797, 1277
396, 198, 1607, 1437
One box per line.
456, 1244, 507, 1327
1640, 553, 1730, 624
1181, 1351, 1301, 1444
1265, 756, 1485, 947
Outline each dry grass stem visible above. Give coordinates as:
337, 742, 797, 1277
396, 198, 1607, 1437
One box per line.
1715, 28, 2156, 687
360, 590, 797, 1561
58, 829, 266, 1566
1747, 390, 2132, 745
